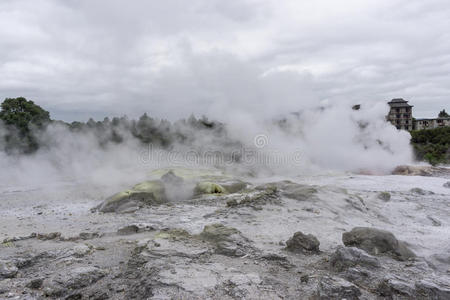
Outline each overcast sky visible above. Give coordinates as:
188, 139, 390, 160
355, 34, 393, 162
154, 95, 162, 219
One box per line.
1, 0, 449, 121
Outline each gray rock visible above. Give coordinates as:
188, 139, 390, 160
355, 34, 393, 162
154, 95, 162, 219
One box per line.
285, 231, 320, 254
117, 224, 139, 235
342, 227, 415, 261
427, 215, 442, 226
0, 260, 18, 279
330, 246, 380, 271
199, 223, 249, 257
443, 181, 450, 188
78, 232, 100, 240
377, 277, 415, 298
315, 276, 361, 299
46, 266, 107, 291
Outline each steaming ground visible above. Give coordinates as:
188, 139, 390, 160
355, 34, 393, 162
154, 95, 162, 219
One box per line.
1, 167, 449, 299
0, 103, 447, 298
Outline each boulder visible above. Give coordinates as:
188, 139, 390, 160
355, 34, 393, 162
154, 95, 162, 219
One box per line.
95, 180, 167, 213
444, 181, 450, 188
342, 227, 415, 261
330, 246, 380, 272
285, 231, 320, 254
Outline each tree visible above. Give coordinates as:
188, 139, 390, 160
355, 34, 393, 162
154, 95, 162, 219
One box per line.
438, 109, 449, 118
0, 97, 51, 153
0, 97, 50, 130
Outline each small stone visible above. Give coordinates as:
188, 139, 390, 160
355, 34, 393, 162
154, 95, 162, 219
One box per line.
427, 216, 441, 226
410, 187, 434, 195
78, 232, 100, 240
285, 231, 320, 254
72, 244, 92, 258
377, 192, 391, 201
26, 278, 44, 289
0, 260, 18, 279
443, 181, 450, 188
117, 225, 139, 235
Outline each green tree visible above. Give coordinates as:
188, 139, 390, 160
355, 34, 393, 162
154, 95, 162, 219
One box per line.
0, 97, 50, 130
0, 97, 51, 153
438, 109, 449, 118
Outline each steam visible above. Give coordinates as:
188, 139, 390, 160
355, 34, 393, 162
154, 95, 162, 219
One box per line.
0, 96, 414, 189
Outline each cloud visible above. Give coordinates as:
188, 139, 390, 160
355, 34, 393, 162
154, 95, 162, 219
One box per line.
0, 0, 449, 121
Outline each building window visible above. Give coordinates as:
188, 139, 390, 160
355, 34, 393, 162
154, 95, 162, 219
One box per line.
396, 108, 400, 113
396, 114, 401, 118
405, 120, 409, 124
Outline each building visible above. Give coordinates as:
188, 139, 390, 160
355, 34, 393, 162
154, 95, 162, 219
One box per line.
415, 117, 450, 130
387, 98, 413, 131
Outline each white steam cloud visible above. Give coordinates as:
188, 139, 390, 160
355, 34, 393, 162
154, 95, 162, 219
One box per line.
0, 94, 414, 190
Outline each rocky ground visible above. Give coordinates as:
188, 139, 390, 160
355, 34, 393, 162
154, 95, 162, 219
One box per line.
1, 167, 450, 299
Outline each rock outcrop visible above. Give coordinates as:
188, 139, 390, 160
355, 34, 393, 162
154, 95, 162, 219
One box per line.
95, 180, 167, 213
342, 227, 415, 261
94, 168, 249, 213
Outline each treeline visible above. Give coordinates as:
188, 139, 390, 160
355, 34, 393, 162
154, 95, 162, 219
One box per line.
0, 97, 232, 154
410, 126, 450, 165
